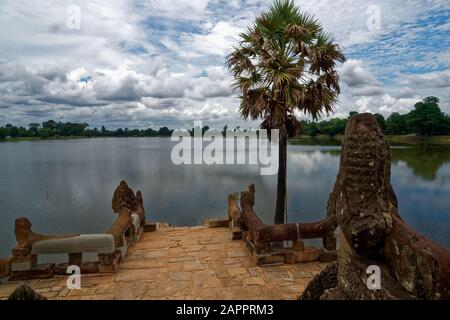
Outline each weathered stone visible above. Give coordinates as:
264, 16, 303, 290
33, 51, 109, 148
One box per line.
301, 113, 450, 300
254, 254, 285, 266
8, 283, 47, 300
0, 257, 12, 279
244, 276, 265, 286
143, 222, 158, 232
54, 262, 99, 275
221, 277, 243, 287
319, 250, 337, 263
182, 261, 205, 272
111, 180, 136, 213
0, 226, 324, 300
292, 247, 322, 263
228, 267, 248, 277
203, 219, 230, 228
169, 272, 192, 281
248, 267, 263, 277
299, 262, 338, 300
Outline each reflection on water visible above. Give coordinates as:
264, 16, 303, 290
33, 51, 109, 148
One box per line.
391, 147, 450, 180
0, 138, 449, 259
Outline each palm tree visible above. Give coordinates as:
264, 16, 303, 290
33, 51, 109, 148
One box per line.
227, 0, 345, 224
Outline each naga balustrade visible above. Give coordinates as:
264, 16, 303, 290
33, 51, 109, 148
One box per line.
6, 181, 151, 280
228, 184, 337, 265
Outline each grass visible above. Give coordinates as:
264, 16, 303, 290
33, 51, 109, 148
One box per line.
386, 134, 450, 145
291, 134, 450, 146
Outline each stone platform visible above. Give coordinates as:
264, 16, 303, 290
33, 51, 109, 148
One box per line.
0, 226, 327, 300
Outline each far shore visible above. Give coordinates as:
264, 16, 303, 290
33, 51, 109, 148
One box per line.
292, 134, 450, 146
2, 134, 450, 146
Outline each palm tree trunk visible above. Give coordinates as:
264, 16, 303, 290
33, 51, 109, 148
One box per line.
274, 134, 287, 224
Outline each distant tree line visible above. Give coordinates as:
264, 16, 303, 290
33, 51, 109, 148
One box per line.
300, 96, 450, 137
0, 119, 174, 139
1, 97, 449, 140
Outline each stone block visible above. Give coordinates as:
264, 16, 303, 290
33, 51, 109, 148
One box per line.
254, 254, 285, 266
203, 219, 230, 228
143, 222, 158, 232
319, 250, 338, 262
293, 247, 322, 263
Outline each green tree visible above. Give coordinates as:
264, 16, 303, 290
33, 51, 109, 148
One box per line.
0, 127, 8, 139
42, 120, 59, 130
158, 127, 172, 136
374, 113, 386, 132
38, 128, 50, 138
386, 112, 408, 135
348, 111, 359, 118
407, 96, 450, 136
227, 0, 345, 223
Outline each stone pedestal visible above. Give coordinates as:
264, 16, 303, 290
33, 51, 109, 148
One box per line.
98, 252, 121, 273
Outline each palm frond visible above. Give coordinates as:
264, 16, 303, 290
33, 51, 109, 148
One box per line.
227, 0, 346, 124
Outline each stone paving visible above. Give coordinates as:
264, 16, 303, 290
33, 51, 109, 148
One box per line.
0, 226, 327, 300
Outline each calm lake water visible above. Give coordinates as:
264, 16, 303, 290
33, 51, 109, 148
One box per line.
0, 137, 449, 258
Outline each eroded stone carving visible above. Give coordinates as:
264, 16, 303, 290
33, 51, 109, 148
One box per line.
0, 257, 12, 279
112, 180, 136, 213
12, 217, 76, 261
133, 190, 146, 226
107, 206, 132, 247
300, 113, 450, 300
8, 283, 47, 300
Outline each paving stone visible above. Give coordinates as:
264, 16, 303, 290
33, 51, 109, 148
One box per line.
169, 272, 192, 281
291, 270, 312, 278
114, 268, 167, 282
221, 277, 243, 287
226, 249, 248, 258
81, 275, 113, 286
169, 246, 184, 254
228, 267, 248, 277
183, 245, 205, 252
168, 256, 195, 263
198, 250, 227, 261
43, 291, 59, 299
0, 283, 18, 295
248, 267, 264, 277
207, 261, 229, 278
115, 283, 149, 299
58, 287, 71, 297
34, 279, 60, 289
168, 262, 184, 272
0, 226, 323, 300
182, 261, 205, 272
244, 276, 265, 286
120, 259, 167, 269
95, 285, 116, 295
68, 287, 97, 296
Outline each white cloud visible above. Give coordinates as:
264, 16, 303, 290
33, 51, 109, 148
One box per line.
0, 0, 449, 127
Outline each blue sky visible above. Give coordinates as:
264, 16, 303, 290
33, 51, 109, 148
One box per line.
0, 0, 449, 129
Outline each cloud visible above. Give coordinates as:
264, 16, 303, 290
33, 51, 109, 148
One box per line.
354, 94, 421, 116
341, 59, 380, 88
0, 0, 449, 127
340, 59, 384, 97
399, 69, 450, 89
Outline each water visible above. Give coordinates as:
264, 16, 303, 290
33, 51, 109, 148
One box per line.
0, 137, 449, 259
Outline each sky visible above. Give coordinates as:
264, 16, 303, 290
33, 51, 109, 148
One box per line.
0, 0, 449, 129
